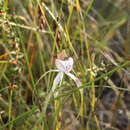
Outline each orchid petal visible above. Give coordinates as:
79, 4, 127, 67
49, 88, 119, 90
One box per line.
65, 72, 81, 87
55, 59, 66, 71
44, 69, 60, 74
65, 57, 73, 72
52, 72, 64, 97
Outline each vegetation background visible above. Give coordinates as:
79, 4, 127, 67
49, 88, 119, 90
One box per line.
0, 0, 130, 130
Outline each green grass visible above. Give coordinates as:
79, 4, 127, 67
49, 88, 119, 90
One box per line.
0, 0, 130, 130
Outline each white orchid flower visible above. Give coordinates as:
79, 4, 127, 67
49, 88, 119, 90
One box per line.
52, 57, 82, 97
34, 57, 82, 97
